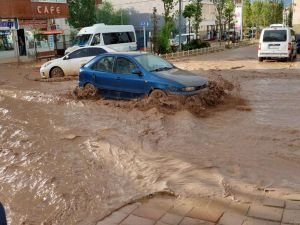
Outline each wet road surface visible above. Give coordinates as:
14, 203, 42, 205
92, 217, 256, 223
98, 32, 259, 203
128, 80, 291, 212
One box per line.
0, 46, 300, 224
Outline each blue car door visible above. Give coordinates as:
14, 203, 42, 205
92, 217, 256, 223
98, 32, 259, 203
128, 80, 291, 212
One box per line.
113, 57, 147, 98
90, 56, 120, 94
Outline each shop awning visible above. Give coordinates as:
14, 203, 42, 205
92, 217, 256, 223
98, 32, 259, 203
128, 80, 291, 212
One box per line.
40, 30, 64, 35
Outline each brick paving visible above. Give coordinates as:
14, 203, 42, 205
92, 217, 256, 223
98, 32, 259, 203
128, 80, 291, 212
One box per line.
96, 195, 300, 225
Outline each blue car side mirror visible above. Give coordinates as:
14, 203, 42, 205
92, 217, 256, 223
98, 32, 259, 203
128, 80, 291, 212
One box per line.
132, 68, 143, 76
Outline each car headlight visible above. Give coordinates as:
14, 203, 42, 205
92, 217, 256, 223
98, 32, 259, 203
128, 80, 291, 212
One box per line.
182, 87, 196, 92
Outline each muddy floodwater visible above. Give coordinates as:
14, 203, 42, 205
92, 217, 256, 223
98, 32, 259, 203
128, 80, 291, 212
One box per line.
0, 46, 300, 225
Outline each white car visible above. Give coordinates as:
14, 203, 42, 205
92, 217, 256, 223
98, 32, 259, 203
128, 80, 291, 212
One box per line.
40, 46, 115, 78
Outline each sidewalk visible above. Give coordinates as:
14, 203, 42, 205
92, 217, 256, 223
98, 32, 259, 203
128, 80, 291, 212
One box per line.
97, 194, 300, 225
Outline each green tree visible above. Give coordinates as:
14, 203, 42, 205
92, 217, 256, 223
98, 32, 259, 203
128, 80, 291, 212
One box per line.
95, 1, 129, 25
193, 0, 203, 39
183, 3, 196, 39
224, 0, 235, 32
68, 0, 96, 28
162, 0, 176, 24
251, 0, 263, 28
159, 23, 172, 54
213, 0, 226, 40
288, 5, 293, 27
242, 0, 252, 28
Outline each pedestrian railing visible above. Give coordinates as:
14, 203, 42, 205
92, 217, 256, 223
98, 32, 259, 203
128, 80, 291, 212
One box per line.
161, 40, 257, 60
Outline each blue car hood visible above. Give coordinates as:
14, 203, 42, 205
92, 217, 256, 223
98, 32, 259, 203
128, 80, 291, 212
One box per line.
155, 69, 208, 87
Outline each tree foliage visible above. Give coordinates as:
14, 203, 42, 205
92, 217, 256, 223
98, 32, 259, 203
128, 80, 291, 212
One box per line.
248, 0, 284, 28
193, 0, 203, 39
161, 0, 176, 24
183, 3, 196, 19
68, 0, 96, 28
242, 0, 252, 28
224, 0, 235, 30
288, 5, 293, 27
183, 0, 202, 39
95, 1, 129, 25
212, 0, 226, 39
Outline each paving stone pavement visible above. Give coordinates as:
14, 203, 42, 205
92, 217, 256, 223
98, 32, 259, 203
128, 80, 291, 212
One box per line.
96, 195, 300, 225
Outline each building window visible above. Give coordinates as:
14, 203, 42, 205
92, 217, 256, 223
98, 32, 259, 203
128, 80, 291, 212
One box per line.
0, 30, 14, 51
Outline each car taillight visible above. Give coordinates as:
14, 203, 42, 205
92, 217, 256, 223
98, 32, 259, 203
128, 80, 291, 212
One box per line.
288, 42, 291, 51
258, 43, 261, 50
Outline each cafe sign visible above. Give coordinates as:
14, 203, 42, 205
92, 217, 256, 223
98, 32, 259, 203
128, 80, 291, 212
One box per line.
31, 2, 69, 18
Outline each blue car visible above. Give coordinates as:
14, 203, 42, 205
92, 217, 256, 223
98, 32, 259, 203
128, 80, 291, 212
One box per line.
78, 52, 208, 99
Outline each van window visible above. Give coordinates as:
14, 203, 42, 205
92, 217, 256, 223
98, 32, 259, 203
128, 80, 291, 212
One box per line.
103, 32, 135, 45
91, 33, 101, 46
263, 30, 287, 42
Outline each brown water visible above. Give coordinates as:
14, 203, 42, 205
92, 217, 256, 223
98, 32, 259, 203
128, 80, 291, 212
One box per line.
1, 46, 300, 224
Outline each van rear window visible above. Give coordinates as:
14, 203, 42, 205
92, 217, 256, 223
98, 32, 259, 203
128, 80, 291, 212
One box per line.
263, 30, 287, 42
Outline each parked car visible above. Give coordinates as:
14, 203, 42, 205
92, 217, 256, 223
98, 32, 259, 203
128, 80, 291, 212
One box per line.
170, 33, 196, 46
296, 33, 300, 54
258, 25, 297, 62
40, 46, 115, 78
79, 52, 208, 99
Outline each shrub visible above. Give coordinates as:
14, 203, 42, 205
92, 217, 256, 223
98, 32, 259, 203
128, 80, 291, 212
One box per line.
182, 39, 211, 51
158, 23, 171, 54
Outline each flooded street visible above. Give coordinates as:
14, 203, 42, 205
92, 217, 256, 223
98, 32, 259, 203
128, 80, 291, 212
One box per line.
1, 46, 300, 225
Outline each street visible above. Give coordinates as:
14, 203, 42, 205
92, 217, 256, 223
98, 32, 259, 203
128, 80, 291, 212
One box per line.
0, 45, 300, 225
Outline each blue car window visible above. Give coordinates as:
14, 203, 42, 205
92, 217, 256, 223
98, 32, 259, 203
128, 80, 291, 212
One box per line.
134, 54, 173, 71
114, 57, 137, 75
92, 56, 114, 72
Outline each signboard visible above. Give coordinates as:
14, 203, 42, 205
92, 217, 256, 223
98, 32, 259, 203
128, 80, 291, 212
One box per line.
0, 19, 16, 29
19, 19, 48, 30
234, 5, 242, 32
0, 0, 69, 19
31, 0, 67, 3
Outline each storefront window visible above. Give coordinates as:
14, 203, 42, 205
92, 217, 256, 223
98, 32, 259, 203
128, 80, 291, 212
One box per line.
0, 30, 14, 51
25, 31, 35, 49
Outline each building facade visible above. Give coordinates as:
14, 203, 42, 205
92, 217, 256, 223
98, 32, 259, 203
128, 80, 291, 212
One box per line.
0, 0, 69, 62
293, 0, 300, 32
110, 0, 216, 40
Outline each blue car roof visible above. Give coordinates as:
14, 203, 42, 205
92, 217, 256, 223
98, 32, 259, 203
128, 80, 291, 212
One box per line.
102, 52, 148, 57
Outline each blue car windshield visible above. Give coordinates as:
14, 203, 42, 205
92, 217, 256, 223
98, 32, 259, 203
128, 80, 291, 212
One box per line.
73, 34, 92, 46
134, 54, 174, 72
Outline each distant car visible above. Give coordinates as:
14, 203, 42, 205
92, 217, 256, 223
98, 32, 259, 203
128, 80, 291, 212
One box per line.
296, 33, 300, 53
78, 52, 208, 99
40, 46, 115, 78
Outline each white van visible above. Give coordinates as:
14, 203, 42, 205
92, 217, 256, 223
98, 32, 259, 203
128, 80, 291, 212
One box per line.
258, 26, 297, 62
65, 23, 137, 54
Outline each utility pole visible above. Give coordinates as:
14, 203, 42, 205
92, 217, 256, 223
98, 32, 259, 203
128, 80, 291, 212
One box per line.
151, 7, 159, 53
178, 0, 182, 51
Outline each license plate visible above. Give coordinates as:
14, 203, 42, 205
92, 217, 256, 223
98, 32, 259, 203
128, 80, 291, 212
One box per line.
269, 45, 279, 49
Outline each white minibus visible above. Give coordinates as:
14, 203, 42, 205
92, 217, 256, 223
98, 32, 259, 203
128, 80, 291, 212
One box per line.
65, 23, 137, 54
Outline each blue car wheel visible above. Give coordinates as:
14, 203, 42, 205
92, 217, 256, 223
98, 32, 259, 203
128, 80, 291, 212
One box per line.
84, 83, 98, 97
149, 89, 167, 101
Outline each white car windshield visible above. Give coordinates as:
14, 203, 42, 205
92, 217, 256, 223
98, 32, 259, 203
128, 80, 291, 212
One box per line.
134, 54, 174, 72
